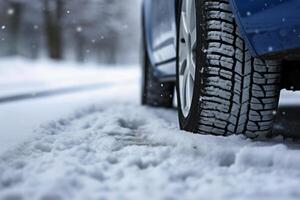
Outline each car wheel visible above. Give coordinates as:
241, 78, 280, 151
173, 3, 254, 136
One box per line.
141, 41, 174, 107
176, 0, 281, 138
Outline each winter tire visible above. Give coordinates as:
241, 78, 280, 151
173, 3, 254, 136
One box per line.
176, 0, 281, 138
141, 33, 174, 107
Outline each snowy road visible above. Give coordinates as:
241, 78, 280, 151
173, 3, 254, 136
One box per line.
1, 60, 300, 200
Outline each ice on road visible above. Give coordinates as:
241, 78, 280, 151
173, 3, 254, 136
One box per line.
1, 60, 300, 200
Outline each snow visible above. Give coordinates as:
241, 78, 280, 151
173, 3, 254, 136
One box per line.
1, 59, 300, 200
279, 90, 300, 106
0, 58, 138, 154
0, 58, 136, 98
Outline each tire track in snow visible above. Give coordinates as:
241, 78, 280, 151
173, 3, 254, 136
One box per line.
1, 103, 300, 200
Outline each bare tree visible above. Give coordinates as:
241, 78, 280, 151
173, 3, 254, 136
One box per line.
44, 0, 64, 60
0, 0, 141, 64
7, 1, 23, 55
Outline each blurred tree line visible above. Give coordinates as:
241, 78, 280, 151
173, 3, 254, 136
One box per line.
0, 0, 141, 64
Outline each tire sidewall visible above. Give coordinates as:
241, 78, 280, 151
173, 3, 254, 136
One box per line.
176, 0, 207, 132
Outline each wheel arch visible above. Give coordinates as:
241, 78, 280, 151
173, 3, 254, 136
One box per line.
229, 0, 257, 56
229, 0, 300, 59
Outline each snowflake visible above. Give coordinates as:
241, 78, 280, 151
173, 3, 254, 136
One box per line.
76, 26, 82, 32
7, 8, 15, 15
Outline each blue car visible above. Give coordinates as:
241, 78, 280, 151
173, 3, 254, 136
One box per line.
141, 0, 300, 138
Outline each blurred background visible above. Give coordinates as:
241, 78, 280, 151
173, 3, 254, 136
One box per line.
0, 0, 141, 65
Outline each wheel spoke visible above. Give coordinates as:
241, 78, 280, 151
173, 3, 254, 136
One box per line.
180, 12, 189, 41
186, 0, 192, 30
184, 59, 190, 77
190, 28, 197, 49
188, 74, 194, 103
179, 74, 186, 107
182, 0, 189, 30
188, 0, 196, 31
179, 48, 188, 71
185, 73, 191, 109
189, 61, 196, 80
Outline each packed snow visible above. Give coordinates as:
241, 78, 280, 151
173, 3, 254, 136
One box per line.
1, 59, 300, 200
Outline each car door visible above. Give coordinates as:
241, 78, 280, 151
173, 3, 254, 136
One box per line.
150, 0, 177, 65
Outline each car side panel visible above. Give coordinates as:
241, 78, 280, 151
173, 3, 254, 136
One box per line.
143, 0, 177, 78
230, 0, 300, 58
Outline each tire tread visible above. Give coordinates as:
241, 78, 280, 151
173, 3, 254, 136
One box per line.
196, 0, 281, 138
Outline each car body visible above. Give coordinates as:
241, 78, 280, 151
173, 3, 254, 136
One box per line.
143, 0, 300, 81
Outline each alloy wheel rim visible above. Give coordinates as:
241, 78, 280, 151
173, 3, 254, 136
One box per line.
178, 0, 197, 117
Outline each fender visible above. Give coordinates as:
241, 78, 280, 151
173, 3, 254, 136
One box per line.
142, 0, 178, 81
230, 0, 300, 59
142, 0, 156, 68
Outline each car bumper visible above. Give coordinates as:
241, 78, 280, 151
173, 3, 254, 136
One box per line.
230, 0, 300, 59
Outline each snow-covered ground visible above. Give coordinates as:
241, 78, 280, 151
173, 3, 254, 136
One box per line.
1, 59, 300, 200
0, 58, 138, 154
0, 58, 136, 98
